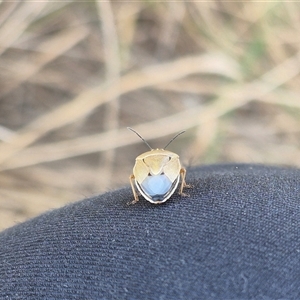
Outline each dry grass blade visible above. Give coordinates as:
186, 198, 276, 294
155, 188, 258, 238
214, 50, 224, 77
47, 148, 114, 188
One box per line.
156, 2, 186, 57
0, 53, 238, 166
0, 2, 47, 55
260, 88, 300, 108
0, 2, 20, 29
96, 0, 120, 190
1, 26, 89, 97
260, 51, 300, 86
0, 107, 208, 170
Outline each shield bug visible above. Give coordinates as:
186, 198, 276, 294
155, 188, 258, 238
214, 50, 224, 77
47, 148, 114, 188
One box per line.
128, 127, 189, 205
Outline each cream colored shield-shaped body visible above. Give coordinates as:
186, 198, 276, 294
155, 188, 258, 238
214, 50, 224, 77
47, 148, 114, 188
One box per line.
129, 150, 189, 204
128, 127, 189, 204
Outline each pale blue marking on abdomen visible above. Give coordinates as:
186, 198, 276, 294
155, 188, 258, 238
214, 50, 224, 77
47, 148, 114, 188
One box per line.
141, 174, 172, 196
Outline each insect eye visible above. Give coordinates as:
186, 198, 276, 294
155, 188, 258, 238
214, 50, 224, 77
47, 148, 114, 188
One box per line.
168, 157, 172, 161
148, 173, 152, 176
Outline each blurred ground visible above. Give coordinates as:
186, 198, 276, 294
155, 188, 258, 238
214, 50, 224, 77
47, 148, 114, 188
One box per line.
1, 1, 300, 230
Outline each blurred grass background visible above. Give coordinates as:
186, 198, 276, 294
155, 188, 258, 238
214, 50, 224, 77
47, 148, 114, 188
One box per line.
1, 1, 300, 230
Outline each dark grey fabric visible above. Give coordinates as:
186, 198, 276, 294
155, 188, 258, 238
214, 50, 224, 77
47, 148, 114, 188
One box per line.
1, 164, 300, 299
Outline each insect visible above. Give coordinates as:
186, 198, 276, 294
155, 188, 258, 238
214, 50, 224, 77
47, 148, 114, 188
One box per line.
128, 127, 190, 205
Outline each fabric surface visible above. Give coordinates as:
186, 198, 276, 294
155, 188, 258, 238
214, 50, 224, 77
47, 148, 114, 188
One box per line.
1, 164, 300, 300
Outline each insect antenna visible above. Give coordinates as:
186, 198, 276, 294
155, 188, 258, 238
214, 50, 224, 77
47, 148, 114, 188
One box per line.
163, 130, 186, 149
127, 127, 152, 150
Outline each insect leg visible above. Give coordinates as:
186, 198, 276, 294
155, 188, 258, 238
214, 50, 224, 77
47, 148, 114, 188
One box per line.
128, 174, 139, 205
179, 168, 191, 197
